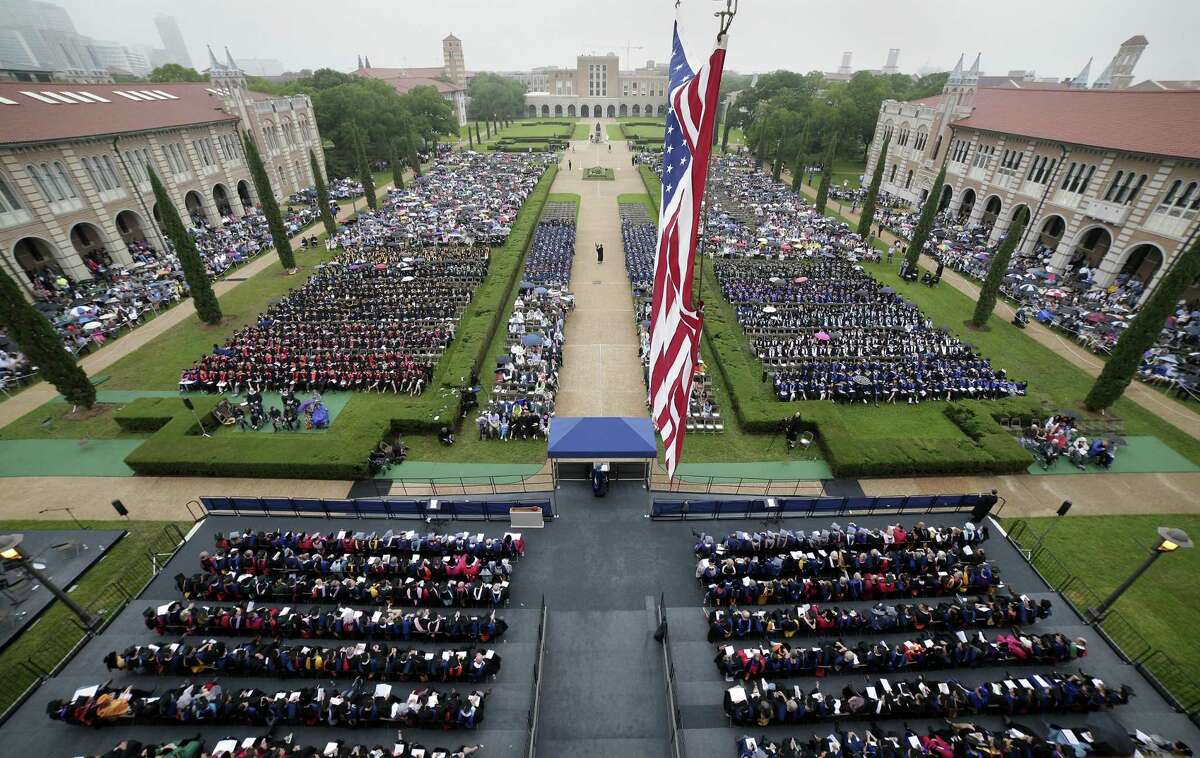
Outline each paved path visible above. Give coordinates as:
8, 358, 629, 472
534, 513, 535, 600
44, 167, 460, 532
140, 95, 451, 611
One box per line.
788, 175, 1200, 440
0, 183, 392, 430
553, 128, 648, 417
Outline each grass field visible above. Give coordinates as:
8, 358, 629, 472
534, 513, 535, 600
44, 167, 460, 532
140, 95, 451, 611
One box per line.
1004, 514, 1200, 694
0, 401, 141, 440
571, 122, 591, 140
0, 519, 189, 716
830, 160, 865, 189
617, 192, 656, 218
605, 124, 626, 141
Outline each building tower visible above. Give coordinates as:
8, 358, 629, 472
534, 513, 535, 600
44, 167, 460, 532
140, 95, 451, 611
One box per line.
940, 53, 980, 118
153, 14, 192, 68
1109, 35, 1148, 89
882, 48, 900, 75
1069, 57, 1093, 89
838, 51, 852, 75
442, 33, 465, 86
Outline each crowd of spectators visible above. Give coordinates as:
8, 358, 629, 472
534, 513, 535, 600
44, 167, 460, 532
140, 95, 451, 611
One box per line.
477, 204, 575, 442
181, 152, 553, 398
703, 155, 1024, 404
874, 204, 1200, 401
87, 736, 481, 758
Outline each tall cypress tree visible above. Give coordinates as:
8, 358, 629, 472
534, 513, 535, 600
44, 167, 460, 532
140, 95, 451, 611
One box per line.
390, 138, 405, 190
790, 148, 806, 192
351, 125, 376, 211
241, 131, 296, 271
148, 167, 222, 324
0, 268, 95, 409
1085, 239, 1200, 411
309, 150, 336, 237
815, 134, 838, 215
971, 214, 1027, 328
903, 162, 947, 271
857, 134, 890, 239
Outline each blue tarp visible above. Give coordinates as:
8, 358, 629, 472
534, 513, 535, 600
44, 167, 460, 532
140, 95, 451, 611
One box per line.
548, 417, 656, 459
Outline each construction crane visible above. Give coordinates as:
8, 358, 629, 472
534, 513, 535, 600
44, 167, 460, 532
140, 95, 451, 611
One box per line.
591, 42, 646, 70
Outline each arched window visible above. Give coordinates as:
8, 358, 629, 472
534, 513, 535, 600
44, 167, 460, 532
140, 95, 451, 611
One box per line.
932, 135, 942, 160
51, 162, 76, 199
27, 164, 55, 202
1175, 181, 1198, 208
1104, 170, 1124, 201
1123, 174, 1146, 205
905, 169, 914, 189
0, 172, 23, 213
1160, 179, 1181, 206
889, 164, 897, 182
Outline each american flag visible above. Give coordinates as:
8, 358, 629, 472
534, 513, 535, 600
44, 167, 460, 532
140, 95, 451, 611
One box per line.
649, 22, 727, 478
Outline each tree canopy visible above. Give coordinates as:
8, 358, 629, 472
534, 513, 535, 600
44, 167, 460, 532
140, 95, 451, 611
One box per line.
468, 73, 526, 121
736, 69, 947, 164
248, 68, 457, 178
148, 64, 206, 82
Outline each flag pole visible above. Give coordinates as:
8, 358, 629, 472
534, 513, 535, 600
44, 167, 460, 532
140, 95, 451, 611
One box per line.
692, 1, 737, 331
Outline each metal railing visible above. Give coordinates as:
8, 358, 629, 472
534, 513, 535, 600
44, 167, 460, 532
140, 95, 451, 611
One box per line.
1006, 519, 1200, 719
652, 473, 825, 497
0, 524, 189, 724
198, 494, 555, 521
657, 593, 685, 758
387, 471, 555, 497
652, 492, 1000, 521
527, 595, 548, 758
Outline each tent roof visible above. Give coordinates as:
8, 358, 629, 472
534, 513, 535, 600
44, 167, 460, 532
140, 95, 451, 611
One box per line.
548, 417, 657, 459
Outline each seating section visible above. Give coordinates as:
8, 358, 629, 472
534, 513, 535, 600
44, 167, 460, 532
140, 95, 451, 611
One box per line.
479, 205, 576, 440
621, 202, 724, 432
706, 154, 1026, 404
85, 737, 481, 758
651, 492, 987, 520
49, 525, 529, 742
179, 151, 552, 396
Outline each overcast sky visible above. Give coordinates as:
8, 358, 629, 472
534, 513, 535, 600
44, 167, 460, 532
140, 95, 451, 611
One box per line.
63, 0, 1198, 82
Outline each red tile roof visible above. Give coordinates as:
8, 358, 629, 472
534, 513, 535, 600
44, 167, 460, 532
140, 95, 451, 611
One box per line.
907, 94, 943, 107
353, 67, 466, 95
950, 88, 1200, 160
0, 82, 240, 146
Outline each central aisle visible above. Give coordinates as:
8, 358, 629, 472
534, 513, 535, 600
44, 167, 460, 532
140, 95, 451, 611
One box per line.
550, 126, 649, 417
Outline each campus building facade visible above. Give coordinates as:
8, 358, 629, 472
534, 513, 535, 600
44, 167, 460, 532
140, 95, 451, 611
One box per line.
353, 34, 470, 126
865, 39, 1200, 300
521, 54, 670, 119
0, 51, 323, 290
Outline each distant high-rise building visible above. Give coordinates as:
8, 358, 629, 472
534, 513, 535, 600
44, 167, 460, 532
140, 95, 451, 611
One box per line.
838, 52, 852, 75
883, 48, 900, 75
153, 14, 191, 68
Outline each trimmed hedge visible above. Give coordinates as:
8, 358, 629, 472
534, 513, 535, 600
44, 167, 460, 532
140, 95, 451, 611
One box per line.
120, 166, 560, 480
633, 162, 1035, 476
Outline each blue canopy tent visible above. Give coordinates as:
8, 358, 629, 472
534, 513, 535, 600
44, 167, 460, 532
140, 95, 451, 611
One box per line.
548, 417, 657, 488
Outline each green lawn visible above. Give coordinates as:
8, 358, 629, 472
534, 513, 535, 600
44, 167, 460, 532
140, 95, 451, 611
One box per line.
0, 519, 189, 716
830, 160, 864, 189
1004, 514, 1200, 700
623, 124, 665, 142
0, 401, 143, 440
571, 122, 591, 140
605, 124, 626, 141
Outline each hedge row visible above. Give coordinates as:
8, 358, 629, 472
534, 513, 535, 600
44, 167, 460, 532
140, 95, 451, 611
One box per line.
639, 163, 1035, 477
119, 166, 560, 480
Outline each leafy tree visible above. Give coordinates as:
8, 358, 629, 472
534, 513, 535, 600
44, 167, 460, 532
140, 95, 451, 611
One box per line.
903, 162, 947, 271
857, 134, 889, 238
310, 149, 337, 236
467, 73, 525, 121
147, 167, 222, 324
350, 124, 377, 210
815, 133, 838, 214
390, 138, 405, 190
0, 270, 95, 409
790, 147, 806, 191
1085, 239, 1200, 410
148, 64, 206, 82
971, 214, 1027, 328
241, 131, 296, 270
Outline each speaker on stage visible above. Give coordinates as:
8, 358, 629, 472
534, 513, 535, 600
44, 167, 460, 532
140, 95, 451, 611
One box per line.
110, 499, 129, 517
969, 490, 999, 523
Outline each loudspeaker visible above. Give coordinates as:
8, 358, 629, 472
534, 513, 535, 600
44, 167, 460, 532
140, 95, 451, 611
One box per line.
110, 499, 129, 517
969, 491, 999, 523
182, 397, 194, 411
1057, 500, 1073, 517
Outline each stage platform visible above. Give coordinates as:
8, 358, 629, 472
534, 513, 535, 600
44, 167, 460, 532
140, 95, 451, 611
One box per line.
1, 485, 1197, 758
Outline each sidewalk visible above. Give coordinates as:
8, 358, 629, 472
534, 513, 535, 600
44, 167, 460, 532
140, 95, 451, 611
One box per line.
0, 181, 393, 430
3, 467, 1197, 522
552, 129, 648, 417
791, 177, 1200, 440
